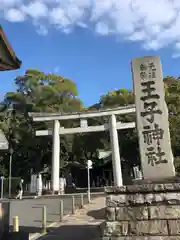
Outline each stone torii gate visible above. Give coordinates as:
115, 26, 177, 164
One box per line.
29, 104, 136, 193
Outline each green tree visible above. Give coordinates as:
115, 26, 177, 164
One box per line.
100, 88, 134, 108
0, 69, 83, 178
164, 76, 180, 172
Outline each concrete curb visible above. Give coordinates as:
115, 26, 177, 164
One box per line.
34, 192, 104, 199
8, 192, 105, 201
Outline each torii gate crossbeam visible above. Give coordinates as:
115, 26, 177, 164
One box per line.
29, 105, 135, 121
36, 122, 135, 136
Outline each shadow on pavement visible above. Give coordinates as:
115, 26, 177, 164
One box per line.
38, 224, 101, 240
9, 226, 42, 234
9, 224, 58, 234
2, 231, 29, 240
87, 208, 105, 220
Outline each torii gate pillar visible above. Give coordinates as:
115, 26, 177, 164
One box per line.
52, 120, 60, 193
109, 114, 123, 187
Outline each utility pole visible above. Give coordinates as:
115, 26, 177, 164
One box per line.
7, 106, 15, 198
9, 147, 13, 198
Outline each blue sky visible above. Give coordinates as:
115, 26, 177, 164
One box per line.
1, 0, 180, 106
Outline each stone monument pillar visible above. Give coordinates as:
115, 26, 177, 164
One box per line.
131, 56, 175, 179
101, 56, 178, 239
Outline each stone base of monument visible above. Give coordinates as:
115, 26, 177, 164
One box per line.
101, 182, 180, 239
132, 176, 180, 184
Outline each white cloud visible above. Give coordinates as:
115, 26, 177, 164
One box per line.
0, 0, 21, 8
143, 40, 164, 51
127, 31, 147, 41
62, 28, 72, 34
4, 8, 25, 22
95, 22, 110, 35
131, 0, 175, 26
76, 22, 88, 28
49, 7, 70, 26
175, 42, 180, 49
91, 0, 113, 21
21, 2, 48, 19
172, 52, 180, 58
36, 25, 48, 36
2, 0, 180, 56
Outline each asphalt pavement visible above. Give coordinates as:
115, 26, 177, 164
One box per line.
9, 193, 103, 234
37, 196, 105, 240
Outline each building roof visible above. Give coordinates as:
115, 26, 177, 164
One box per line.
0, 25, 22, 71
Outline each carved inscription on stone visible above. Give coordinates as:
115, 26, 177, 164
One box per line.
131, 56, 175, 179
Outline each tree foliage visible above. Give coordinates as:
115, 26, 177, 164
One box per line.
164, 76, 180, 170
0, 71, 180, 179
0, 69, 83, 177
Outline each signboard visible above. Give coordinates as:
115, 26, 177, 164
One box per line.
131, 56, 175, 179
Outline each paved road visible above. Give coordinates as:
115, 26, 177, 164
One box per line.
9, 193, 103, 234
38, 196, 105, 240
39, 223, 101, 240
